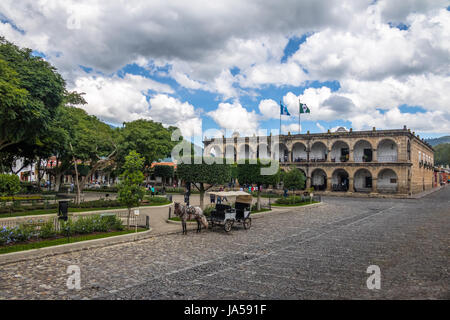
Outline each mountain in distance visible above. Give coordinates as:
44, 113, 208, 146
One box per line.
425, 136, 450, 146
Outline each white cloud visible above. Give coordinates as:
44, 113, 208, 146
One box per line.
207, 101, 259, 136
2, 0, 449, 134
72, 73, 172, 123
258, 99, 279, 119
148, 94, 202, 138
281, 123, 301, 134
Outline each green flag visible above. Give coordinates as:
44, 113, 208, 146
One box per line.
299, 102, 310, 114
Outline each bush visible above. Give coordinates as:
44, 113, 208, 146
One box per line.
147, 196, 170, 204
0, 174, 21, 197
202, 205, 214, 217
275, 196, 308, 205
10, 224, 37, 242
39, 220, 57, 239
60, 219, 75, 237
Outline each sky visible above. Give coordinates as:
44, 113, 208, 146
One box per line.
1, 0, 450, 141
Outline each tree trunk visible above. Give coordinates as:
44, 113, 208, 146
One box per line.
199, 183, 205, 209
127, 207, 131, 229
55, 172, 62, 192
257, 187, 261, 211
73, 160, 81, 205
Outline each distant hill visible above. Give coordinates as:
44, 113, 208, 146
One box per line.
425, 136, 450, 146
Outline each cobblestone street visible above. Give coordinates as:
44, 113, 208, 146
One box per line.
0, 187, 449, 300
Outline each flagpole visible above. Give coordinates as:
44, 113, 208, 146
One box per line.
299, 100, 301, 134
279, 100, 282, 135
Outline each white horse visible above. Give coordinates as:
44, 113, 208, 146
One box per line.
173, 203, 208, 234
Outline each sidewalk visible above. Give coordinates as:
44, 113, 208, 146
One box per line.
409, 183, 449, 199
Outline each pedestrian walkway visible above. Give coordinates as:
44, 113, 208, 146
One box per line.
409, 184, 448, 199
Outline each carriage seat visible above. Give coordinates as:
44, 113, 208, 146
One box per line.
235, 202, 250, 220
215, 204, 232, 213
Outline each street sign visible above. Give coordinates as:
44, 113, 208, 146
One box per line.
134, 209, 140, 216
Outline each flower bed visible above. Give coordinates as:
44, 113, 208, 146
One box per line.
273, 196, 319, 206
0, 214, 125, 249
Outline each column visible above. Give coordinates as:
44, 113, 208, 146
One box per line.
373, 149, 377, 162
326, 176, 332, 191
371, 178, 378, 193
306, 176, 311, 189
348, 177, 354, 192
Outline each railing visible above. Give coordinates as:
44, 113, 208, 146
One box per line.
332, 184, 349, 192
377, 156, 398, 162
0, 208, 149, 229
354, 156, 372, 162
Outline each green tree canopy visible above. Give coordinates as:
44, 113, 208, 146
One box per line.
117, 151, 146, 228
237, 160, 280, 210
0, 174, 21, 197
282, 166, 306, 190
117, 119, 178, 169
0, 37, 65, 154
153, 165, 174, 187
434, 143, 450, 166
177, 156, 231, 208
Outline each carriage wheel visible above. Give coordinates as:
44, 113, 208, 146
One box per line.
224, 220, 233, 232
243, 218, 252, 230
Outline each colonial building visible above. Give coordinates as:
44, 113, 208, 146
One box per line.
203, 126, 435, 196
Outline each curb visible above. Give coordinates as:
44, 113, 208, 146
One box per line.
269, 202, 324, 210
0, 228, 153, 266
0, 203, 173, 222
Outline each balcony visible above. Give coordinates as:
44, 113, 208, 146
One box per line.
377, 156, 398, 162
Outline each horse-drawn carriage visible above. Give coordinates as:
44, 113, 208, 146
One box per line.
207, 191, 252, 232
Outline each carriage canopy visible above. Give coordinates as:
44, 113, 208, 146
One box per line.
207, 191, 253, 204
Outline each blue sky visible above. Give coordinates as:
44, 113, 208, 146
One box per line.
1, 0, 449, 140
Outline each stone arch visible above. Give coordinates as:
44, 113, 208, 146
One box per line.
377, 139, 398, 162
292, 142, 308, 162
330, 141, 350, 163
310, 141, 327, 162
377, 168, 398, 193
224, 144, 236, 162
311, 168, 327, 191
207, 144, 223, 158
353, 140, 373, 162
331, 168, 349, 191
354, 168, 373, 193
257, 143, 270, 159
273, 143, 289, 162
238, 143, 255, 160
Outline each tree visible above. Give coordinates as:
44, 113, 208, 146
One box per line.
117, 151, 146, 228
434, 143, 450, 166
117, 120, 178, 169
282, 166, 306, 190
281, 166, 306, 203
0, 37, 65, 154
153, 165, 174, 187
65, 107, 117, 204
237, 160, 280, 210
0, 174, 21, 197
177, 157, 231, 209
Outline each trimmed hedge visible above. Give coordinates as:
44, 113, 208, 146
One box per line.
275, 195, 312, 205
0, 214, 124, 246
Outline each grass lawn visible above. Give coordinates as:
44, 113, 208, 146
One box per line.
0, 201, 171, 219
271, 201, 320, 207
251, 208, 271, 214
168, 216, 197, 222
0, 228, 147, 255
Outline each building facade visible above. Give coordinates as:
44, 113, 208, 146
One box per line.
203, 127, 435, 196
